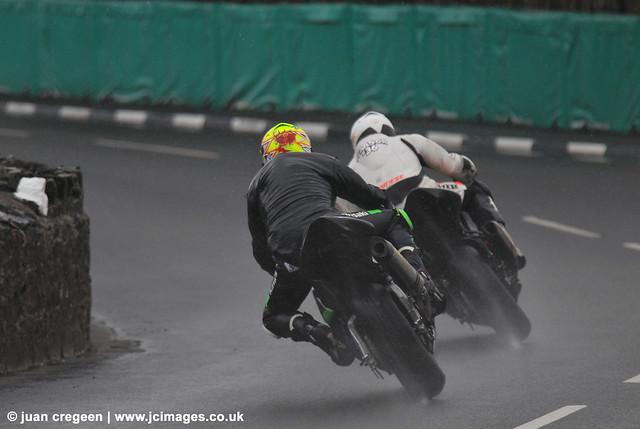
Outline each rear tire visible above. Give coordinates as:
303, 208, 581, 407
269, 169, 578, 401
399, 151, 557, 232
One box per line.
354, 285, 445, 399
445, 246, 531, 342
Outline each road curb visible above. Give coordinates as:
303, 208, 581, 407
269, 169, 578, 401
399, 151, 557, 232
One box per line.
2, 100, 639, 160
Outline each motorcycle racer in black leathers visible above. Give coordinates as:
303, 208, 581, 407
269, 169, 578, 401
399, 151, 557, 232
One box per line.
247, 123, 435, 365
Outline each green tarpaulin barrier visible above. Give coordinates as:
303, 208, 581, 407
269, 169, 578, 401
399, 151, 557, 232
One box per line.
0, 1, 638, 132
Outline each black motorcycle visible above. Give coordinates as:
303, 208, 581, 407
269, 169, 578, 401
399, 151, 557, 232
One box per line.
300, 215, 445, 399
403, 182, 531, 343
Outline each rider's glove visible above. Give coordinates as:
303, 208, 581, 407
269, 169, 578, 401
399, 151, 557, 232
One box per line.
370, 185, 394, 209
458, 155, 477, 183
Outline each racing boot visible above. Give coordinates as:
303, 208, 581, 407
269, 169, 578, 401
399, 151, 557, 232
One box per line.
410, 273, 441, 354
289, 313, 355, 366
418, 271, 447, 319
483, 221, 526, 271
398, 247, 447, 319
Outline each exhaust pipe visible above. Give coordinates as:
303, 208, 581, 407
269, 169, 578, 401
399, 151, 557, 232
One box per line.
370, 236, 424, 294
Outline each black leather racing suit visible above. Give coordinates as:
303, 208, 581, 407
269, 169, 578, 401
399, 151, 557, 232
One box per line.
246, 152, 423, 338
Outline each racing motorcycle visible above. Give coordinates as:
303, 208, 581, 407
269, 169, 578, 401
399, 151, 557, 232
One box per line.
403, 182, 531, 343
300, 215, 445, 399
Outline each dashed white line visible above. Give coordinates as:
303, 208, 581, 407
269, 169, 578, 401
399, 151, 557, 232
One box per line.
114, 110, 148, 126
230, 117, 268, 134
171, 114, 206, 131
624, 373, 640, 383
296, 122, 329, 141
567, 141, 607, 162
567, 141, 607, 156
522, 216, 601, 239
623, 242, 640, 252
59, 106, 91, 121
495, 137, 535, 156
95, 138, 220, 160
5, 102, 36, 116
426, 131, 466, 151
513, 405, 587, 429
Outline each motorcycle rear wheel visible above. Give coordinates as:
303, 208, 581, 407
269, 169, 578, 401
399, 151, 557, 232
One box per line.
355, 285, 445, 400
446, 245, 531, 342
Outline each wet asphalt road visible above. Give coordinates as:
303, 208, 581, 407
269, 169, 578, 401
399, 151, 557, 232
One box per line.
0, 115, 639, 428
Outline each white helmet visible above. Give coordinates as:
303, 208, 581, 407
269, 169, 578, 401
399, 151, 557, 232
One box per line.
349, 111, 395, 148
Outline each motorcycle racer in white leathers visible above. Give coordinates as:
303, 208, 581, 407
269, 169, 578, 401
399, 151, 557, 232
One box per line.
338, 111, 525, 271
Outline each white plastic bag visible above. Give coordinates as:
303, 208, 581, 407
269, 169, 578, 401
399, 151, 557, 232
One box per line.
14, 177, 49, 216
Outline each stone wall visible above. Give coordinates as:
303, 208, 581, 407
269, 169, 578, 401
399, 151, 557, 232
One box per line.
0, 157, 91, 374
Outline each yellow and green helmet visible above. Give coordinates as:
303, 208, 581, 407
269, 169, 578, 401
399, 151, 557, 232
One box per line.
261, 123, 311, 165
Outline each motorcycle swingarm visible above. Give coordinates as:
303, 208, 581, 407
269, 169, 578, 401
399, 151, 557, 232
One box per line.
386, 283, 435, 352
386, 283, 423, 328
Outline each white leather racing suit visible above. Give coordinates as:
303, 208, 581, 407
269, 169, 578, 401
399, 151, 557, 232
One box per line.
339, 129, 524, 273
337, 133, 477, 212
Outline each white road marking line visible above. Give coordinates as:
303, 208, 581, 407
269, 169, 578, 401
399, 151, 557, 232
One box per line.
59, 106, 91, 121
624, 373, 640, 383
95, 138, 220, 160
171, 114, 206, 131
230, 117, 268, 134
623, 242, 640, 252
513, 405, 587, 429
522, 216, 601, 238
114, 109, 148, 126
495, 137, 535, 155
0, 128, 30, 138
296, 122, 329, 141
567, 141, 607, 158
426, 131, 466, 151
5, 102, 36, 116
